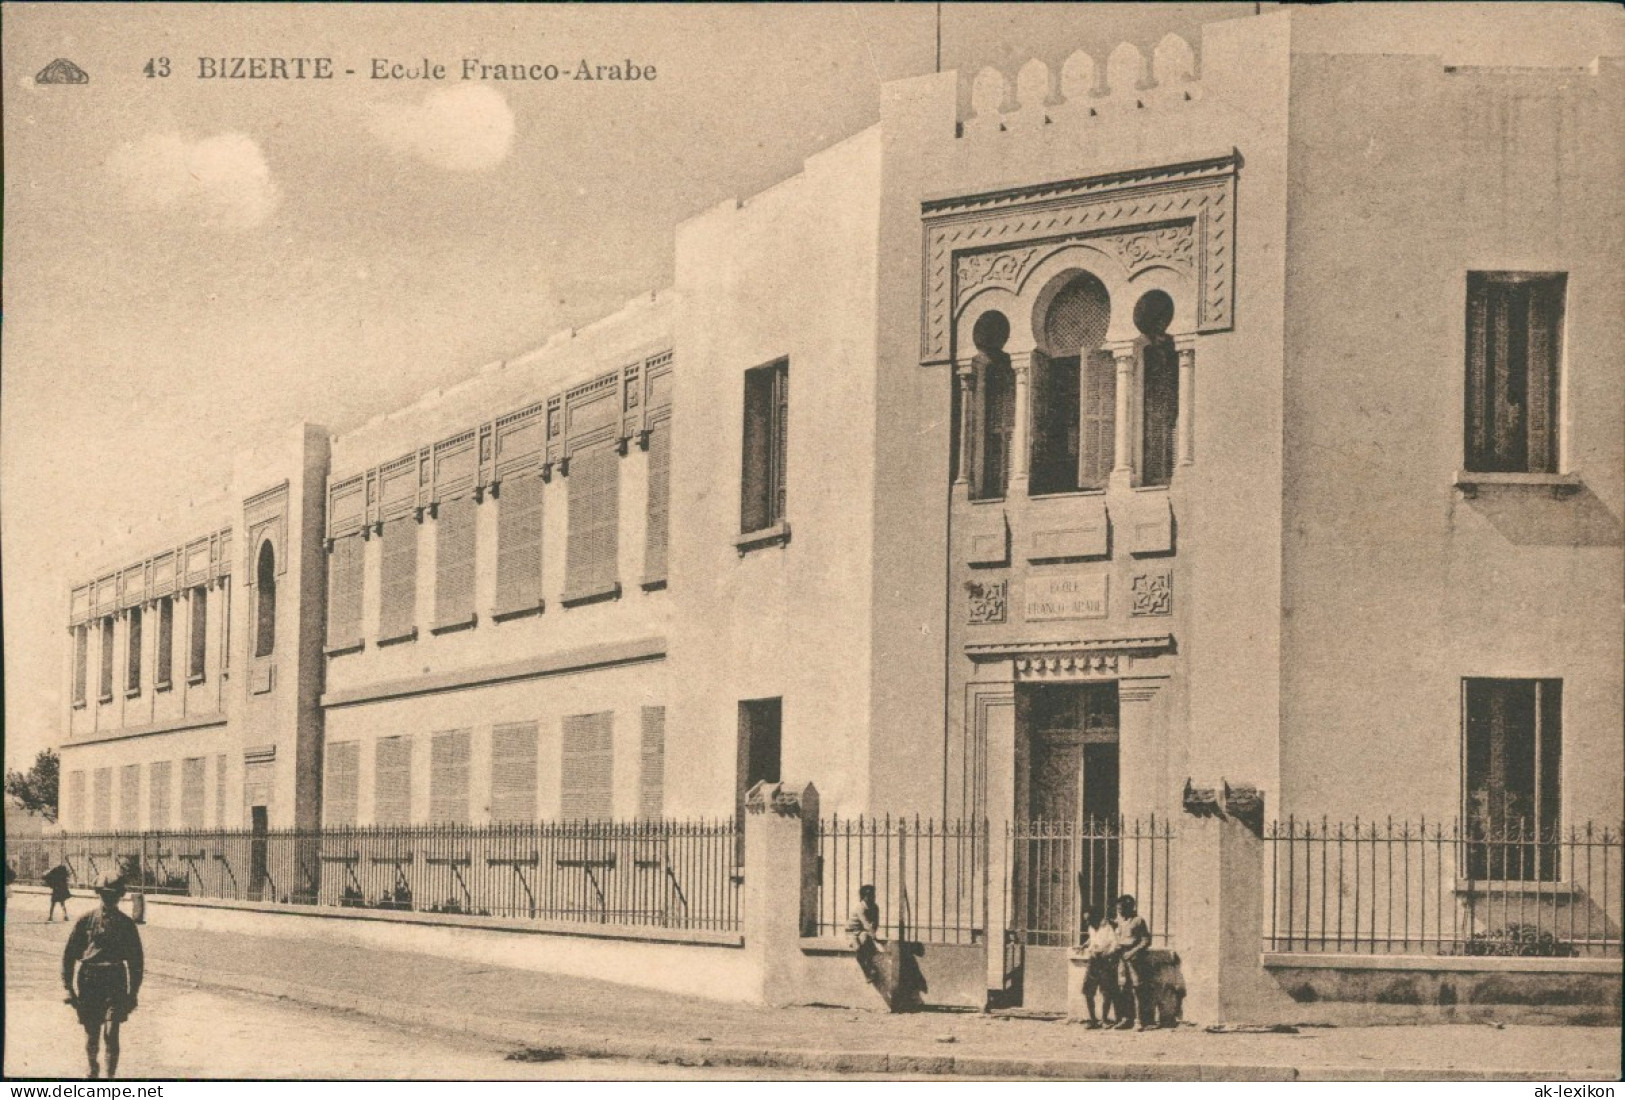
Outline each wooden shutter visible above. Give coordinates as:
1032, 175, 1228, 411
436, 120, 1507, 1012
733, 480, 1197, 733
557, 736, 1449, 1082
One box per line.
1465, 273, 1491, 470
490, 721, 539, 824
643, 424, 671, 585
434, 496, 477, 628
67, 771, 85, 832
773, 365, 789, 524
73, 626, 88, 706
494, 474, 544, 614
149, 760, 173, 829
324, 741, 359, 827
1080, 350, 1117, 489
1140, 339, 1178, 487
639, 706, 666, 820
379, 521, 419, 641
429, 729, 471, 824
99, 618, 114, 701
120, 764, 141, 829
221, 582, 231, 675
561, 712, 614, 820
741, 365, 773, 532
189, 587, 208, 680
1524, 276, 1564, 475
326, 535, 364, 647
182, 757, 207, 829
93, 768, 112, 830
375, 735, 413, 825
216, 753, 229, 827
565, 446, 620, 600
157, 598, 173, 687
126, 607, 143, 693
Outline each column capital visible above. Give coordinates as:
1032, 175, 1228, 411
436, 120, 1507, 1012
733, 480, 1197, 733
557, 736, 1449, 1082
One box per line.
1104, 338, 1141, 366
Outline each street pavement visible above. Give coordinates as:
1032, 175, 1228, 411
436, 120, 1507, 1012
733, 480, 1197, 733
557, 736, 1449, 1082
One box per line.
5, 889, 1619, 1081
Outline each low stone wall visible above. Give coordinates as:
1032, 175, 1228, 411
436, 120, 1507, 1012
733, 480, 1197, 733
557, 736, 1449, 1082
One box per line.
137, 890, 757, 1004
795, 937, 986, 1010
1263, 954, 1623, 1026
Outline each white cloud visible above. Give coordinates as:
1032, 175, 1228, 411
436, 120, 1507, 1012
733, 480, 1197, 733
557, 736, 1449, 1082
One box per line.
108, 131, 279, 232
368, 84, 515, 173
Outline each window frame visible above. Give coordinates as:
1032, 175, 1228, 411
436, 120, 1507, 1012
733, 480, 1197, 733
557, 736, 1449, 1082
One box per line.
1460, 677, 1563, 884
737, 358, 791, 552
1462, 271, 1567, 479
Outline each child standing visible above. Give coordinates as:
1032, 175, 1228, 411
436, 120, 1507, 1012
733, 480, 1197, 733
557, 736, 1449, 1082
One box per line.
1078, 906, 1119, 1028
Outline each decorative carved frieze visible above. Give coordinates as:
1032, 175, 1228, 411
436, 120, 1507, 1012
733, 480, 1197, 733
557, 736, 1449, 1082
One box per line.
329, 349, 674, 514
966, 633, 1173, 679
965, 579, 1008, 625
744, 780, 813, 817
1130, 568, 1173, 616
920, 152, 1240, 366
68, 526, 232, 626
243, 482, 290, 578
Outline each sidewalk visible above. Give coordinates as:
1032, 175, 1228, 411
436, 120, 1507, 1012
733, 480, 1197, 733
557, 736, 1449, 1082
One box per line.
6, 891, 1619, 1081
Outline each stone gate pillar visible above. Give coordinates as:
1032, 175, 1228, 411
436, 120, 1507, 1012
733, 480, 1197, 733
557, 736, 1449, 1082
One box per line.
743, 780, 820, 1007
1175, 780, 1296, 1025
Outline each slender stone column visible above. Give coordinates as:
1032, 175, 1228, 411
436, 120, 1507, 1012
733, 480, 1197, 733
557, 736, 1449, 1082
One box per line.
1007, 348, 1035, 496
1175, 336, 1196, 468
1107, 341, 1139, 487
954, 360, 978, 489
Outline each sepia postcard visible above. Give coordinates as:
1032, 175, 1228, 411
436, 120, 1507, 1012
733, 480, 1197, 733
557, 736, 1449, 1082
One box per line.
3, 2, 1621, 1089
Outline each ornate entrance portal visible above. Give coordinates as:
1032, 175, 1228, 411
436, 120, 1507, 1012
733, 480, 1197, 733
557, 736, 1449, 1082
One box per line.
1019, 682, 1121, 945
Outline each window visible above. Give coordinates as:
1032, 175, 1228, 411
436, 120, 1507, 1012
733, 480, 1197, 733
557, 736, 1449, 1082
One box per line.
561, 712, 614, 820
563, 445, 620, 604
126, 606, 143, 696
740, 360, 789, 536
494, 475, 544, 617
148, 760, 172, 830
254, 543, 276, 658
156, 597, 174, 689
326, 535, 364, 650
379, 521, 419, 642
98, 617, 114, 703
374, 735, 413, 825
189, 587, 209, 681
324, 741, 359, 827
433, 496, 477, 631
1465, 272, 1565, 474
182, 757, 207, 829
735, 697, 782, 855
1033, 274, 1112, 495
1135, 290, 1178, 489
221, 582, 231, 675
429, 729, 471, 824
72, 626, 88, 708
66, 770, 85, 832
93, 768, 112, 830
1464, 679, 1561, 881
976, 357, 1016, 501
643, 423, 671, 587
119, 764, 141, 830
490, 721, 540, 824
639, 706, 666, 820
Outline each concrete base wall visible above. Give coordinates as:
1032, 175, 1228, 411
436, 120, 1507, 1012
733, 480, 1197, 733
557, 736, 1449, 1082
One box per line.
140, 893, 758, 1004
1264, 956, 1623, 1026
794, 939, 985, 1010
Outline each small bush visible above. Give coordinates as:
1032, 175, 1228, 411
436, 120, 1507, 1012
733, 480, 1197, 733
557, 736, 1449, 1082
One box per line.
1462, 923, 1576, 958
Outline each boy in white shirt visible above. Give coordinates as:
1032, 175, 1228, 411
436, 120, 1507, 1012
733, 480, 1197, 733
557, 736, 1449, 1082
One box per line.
1078, 905, 1119, 1028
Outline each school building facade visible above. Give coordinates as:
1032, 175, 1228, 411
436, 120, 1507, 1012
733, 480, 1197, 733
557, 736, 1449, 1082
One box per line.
53, 10, 1622, 999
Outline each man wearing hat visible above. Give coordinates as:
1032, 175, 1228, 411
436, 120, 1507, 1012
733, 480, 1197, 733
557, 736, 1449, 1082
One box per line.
61, 872, 144, 1080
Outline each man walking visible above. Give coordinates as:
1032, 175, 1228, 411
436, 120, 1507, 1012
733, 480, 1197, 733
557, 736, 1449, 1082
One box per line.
43, 861, 72, 922
62, 872, 144, 1079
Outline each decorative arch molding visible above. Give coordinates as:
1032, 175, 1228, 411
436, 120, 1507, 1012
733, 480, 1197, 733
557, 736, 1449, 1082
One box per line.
921, 150, 1240, 366
243, 482, 289, 579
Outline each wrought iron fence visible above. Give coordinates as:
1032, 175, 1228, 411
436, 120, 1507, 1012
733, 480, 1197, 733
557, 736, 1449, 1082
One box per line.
815, 815, 989, 944
1265, 818, 1622, 957
7, 819, 742, 932
1006, 817, 1177, 948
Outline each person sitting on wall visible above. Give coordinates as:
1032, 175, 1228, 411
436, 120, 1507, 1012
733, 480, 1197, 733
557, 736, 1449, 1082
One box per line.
43, 861, 73, 922
1077, 905, 1119, 1028
63, 872, 144, 1080
846, 884, 882, 987
1112, 894, 1153, 1031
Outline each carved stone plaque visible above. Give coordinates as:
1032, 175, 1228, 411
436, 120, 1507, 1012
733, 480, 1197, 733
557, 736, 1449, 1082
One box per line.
1024, 573, 1108, 621
1131, 569, 1173, 616
966, 579, 1008, 625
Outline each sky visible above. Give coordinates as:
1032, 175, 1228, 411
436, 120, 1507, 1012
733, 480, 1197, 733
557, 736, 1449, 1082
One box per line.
0, 3, 1278, 770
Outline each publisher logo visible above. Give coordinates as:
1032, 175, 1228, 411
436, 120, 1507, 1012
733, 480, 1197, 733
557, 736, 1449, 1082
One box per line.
36, 58, 90, 85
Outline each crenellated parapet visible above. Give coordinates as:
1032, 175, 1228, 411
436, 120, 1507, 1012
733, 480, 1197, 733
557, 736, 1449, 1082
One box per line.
963, 34, 1201, 138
